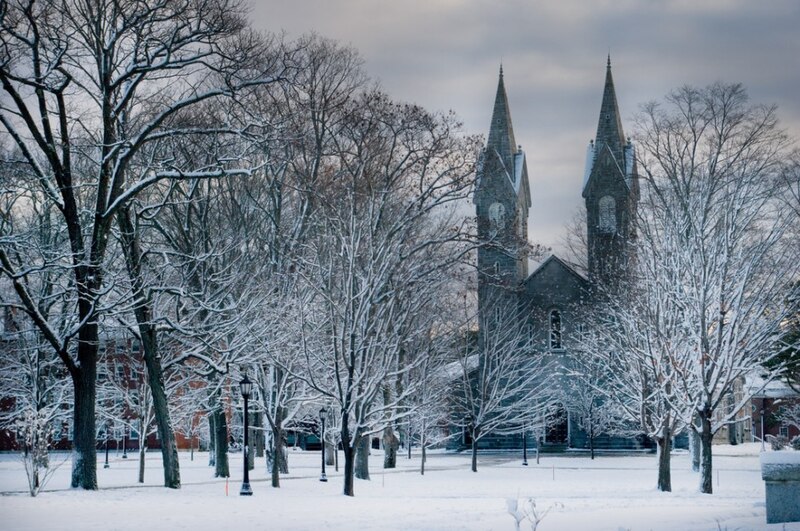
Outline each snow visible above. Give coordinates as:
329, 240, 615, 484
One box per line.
761, 451, 800, 465
1, 444, 797, 530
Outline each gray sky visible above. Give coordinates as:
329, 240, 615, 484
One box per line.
251, 0, 800, 252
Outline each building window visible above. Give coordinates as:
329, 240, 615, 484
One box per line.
549, 310, 562, 350
488, 202, 506, 230
780, 425, 789, 438
598, 195, 616, 232
493, 306, 502, 325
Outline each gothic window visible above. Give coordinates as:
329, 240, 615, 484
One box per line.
488, 202, 506, 230
598, 195, 616, 232
549, 310, 562, 350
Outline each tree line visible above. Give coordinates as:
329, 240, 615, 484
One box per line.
1, 0, 798, 500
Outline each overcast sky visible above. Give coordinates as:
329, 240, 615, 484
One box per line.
251, 0, 800, 253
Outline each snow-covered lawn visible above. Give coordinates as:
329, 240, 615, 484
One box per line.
0, 444, 796, 530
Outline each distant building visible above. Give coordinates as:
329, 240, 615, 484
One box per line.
0, 313, 202, 453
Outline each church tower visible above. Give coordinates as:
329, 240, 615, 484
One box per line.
582, 57, 638, 288
474, 67, 531, 326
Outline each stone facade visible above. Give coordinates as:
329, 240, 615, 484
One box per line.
475, 59, 642, 451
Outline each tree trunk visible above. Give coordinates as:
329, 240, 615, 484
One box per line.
270, 431, 281, 488
699, 410, 713, 494
420, 429, 426, 475
208, 413, 216, 467
383, 426, 399, 469
141, 327, 180, 488
407, 423, 413, 460
70, 350, 98, 490
726, 393, 738, 445
355, 436, 370, 480
341, 406, 355, 496
471, 436, 479, 473
342, 443, 355, 496
325, 441, 335, 466
213, 407, 229, 478
247, 412, 255, 472
138, 440, 146, 483
689, 425, 701, 472
656, 434, 672, 492
254, 412, 264, 458
589, 425, 595, 460
117, 208, 180, 488
270, 409, 285, 488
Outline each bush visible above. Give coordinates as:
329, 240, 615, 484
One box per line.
791, 436, 800, 451
767, 434, 788, 451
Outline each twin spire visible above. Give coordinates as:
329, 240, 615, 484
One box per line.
595, 55, 627, 163
487, 64, 517, 173
487, 57, 626, 179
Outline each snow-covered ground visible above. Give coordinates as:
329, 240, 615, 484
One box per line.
1, 444, 796, 530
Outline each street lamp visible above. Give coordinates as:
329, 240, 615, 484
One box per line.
122, 425, 128, 459
761, 405, 766, 452
104, 424, 110, 468
319, 406, 328, 482
522, 429, 528, 466
239, 374, 253, 496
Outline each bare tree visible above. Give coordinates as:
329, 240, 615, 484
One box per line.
452, 291, 555, 473
0, 0, 283, 489
559, 350, 621, 460
291, 88, 479, 496
628, 82, 799, 493
583, 284, 687, 491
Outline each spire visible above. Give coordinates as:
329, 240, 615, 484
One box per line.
487, 65, 517, 172
595, 56, 626, 163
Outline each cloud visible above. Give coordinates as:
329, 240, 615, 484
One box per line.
251, 0, 800, 251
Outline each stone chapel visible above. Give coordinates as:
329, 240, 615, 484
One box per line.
473, 58, 644, 450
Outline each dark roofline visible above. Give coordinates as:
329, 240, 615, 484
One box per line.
523, 254, 588, 285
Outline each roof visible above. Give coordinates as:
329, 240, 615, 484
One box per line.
524, 254, 588, 285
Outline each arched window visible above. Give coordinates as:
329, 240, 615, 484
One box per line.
549, 310, 562, 350
598, 195, 616, 232
488, 202, 506, 230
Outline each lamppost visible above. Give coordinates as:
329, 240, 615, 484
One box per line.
761, 404, 766, 452
522, 429, 528, 466
122, 425, 128, 459
240, 374, 253, 496
319, 406, 328, 482
104, 424, 110, 469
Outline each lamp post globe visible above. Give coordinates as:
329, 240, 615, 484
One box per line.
319, 406, 328, 482
240, 374, 253, 496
